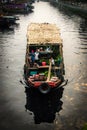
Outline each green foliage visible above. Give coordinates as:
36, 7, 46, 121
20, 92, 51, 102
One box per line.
44, 70, 54, 78
81, 123, 87, 130
44, 71, 48, 77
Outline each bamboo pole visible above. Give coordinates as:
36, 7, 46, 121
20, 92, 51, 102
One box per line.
46, 59, 52, 82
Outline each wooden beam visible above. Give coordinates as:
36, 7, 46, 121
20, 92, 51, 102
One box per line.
46, 60, 52, 82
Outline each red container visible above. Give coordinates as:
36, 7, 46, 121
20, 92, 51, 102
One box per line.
42, 62, 46, 66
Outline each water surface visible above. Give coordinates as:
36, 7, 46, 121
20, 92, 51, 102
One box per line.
0, 1, 87, 130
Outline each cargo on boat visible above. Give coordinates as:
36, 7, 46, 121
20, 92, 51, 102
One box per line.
24, 23, 67, 94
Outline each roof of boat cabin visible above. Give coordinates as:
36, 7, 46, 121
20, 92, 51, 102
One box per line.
27, 23, 63, 45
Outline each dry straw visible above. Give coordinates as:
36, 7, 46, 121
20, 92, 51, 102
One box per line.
27, 23, 62, 44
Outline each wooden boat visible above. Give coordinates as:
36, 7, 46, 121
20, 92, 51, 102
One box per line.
2, 3, 34, 13
24, 23, 67, 94
0, 15, 19, 25
0, 15, 10, 28
0, 14, 19, 28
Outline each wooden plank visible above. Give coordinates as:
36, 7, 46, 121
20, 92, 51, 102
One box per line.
38, 65, 49, 69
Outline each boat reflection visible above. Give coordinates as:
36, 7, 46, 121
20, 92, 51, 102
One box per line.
25, 87, 64, 124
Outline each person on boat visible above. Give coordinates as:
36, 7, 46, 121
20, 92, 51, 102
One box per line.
46, 46, 51, 52
28, 54, 32, 67
57, 55, 63, 77
31, 50, 35, 66
51, 57, 55, 66
50, 57, 56, 75
57, 55, 62, 67
40, 47, 43, 52
35, 49, 39, 63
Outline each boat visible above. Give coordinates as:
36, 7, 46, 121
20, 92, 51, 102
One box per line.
0, 15, 19, 25
0, 15, 19, 28
0, 15, 10, 28
24, 23, 67, 94
2, 3, 34, 14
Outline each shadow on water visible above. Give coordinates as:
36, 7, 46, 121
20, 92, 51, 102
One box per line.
77, 19, 87, 54
25, 87, 64, 124
79, 19, 87, 31
79, 18, 87, 38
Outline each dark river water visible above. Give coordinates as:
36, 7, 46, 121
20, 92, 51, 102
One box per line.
0, 1, 87, 130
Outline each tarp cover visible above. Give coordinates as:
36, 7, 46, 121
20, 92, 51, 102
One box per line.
27, 23, 62, 45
